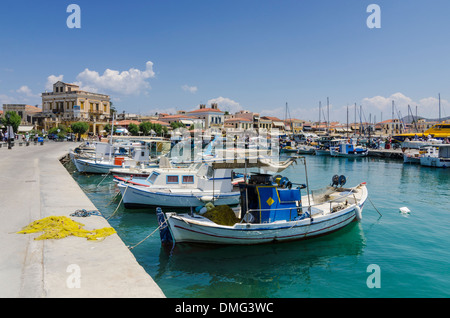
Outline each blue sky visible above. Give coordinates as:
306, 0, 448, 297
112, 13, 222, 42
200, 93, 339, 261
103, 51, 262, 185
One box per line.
1, 0, 449, 122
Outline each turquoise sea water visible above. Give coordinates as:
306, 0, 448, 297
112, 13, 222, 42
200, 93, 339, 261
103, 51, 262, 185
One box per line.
67, 155, 450, 298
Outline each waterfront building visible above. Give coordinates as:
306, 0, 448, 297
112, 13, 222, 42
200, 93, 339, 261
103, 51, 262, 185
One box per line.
258, 117, 273, 131
378, 119, 405, 135
415, 119, 438, 133
41, 81, 111, 134
224, 117, 253, 131
284, 118, 307, 134
2, 104, 42, 133
187, 103, 224, 129
158, 114, 204, 129
261, 116, 285, 132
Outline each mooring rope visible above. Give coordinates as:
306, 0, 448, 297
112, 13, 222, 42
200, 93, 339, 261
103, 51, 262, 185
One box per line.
128, 219, 168, 250
107, 184, 129, 220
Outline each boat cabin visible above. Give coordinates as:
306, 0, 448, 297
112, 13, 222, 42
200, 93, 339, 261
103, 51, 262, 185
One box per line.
145, 162, 234, 193
239, 173, 306, 223
336, 143, 366, 154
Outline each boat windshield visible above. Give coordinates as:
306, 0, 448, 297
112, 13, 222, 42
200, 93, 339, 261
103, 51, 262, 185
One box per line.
148, 172, 159, 184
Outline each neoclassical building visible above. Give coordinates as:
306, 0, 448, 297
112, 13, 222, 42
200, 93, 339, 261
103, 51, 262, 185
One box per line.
41, 81, 111, 133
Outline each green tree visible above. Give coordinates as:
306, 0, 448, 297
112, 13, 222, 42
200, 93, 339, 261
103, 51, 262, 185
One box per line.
1, 111, 21, 133
71, 122, 90, 141
139, 122, 153, 136
104, 123, 117, 134
128, 123, 139, 136
170, 121, 186, 129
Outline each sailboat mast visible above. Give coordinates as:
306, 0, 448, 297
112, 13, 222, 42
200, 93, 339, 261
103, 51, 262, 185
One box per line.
346, 104, 349, 138
318, 101, 321, 129
327, 97, 329, 134
439, 93, 441, 122
109, 112, 115, 161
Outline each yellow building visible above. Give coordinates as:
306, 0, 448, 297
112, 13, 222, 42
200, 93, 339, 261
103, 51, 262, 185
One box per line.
41, 81, 110, 133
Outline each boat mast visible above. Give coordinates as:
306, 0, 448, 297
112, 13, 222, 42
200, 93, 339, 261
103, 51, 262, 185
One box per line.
318, 101, 321, 130
109, 112, 115, 162
439, 93, 441, 123
327, 97, 330, 135
346, 104, 349, 138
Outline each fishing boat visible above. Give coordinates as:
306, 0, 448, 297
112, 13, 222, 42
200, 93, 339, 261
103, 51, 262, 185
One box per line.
116, 162, 240, 208
314, 137, 345, 156
330, 141, 368, 158
116, 156, 297, 208
73, 142, 154, 174
280, 140, 298, 153
156, 157, 368, 245
420, 145, 450, 168
401, 140, 442, 164
297, 144, 316, 154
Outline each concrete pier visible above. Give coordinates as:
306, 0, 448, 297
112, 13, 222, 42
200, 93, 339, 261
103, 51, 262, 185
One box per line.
0, 142, 165, 298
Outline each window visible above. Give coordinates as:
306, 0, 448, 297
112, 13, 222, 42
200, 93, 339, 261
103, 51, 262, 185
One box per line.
166, 175, 179, 184
182, 175, 194, 184
148, 172, 159, 184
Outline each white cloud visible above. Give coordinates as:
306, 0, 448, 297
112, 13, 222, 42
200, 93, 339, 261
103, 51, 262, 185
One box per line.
207, 96, 242, 113
0, 93, 14, 105
361, 92, 447, 121
181, 84, 198, 93
45, 74, 64, 91
16, 85, 36, 97
75, 61, 155, 95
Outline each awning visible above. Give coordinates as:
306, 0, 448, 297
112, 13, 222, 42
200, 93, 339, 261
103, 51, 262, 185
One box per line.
211, 156, 298, 173
18, 125, 34, 132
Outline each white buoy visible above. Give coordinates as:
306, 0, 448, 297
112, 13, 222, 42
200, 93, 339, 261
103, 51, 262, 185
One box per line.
399, 207, 411, 214
355, 205, 362, 221
200, 196, 214, 203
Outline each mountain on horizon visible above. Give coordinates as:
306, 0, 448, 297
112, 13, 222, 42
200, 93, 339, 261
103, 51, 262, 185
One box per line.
400, 115, 450, 124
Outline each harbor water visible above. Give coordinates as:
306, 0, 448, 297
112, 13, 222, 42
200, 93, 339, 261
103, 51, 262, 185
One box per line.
66, 155, 450, 298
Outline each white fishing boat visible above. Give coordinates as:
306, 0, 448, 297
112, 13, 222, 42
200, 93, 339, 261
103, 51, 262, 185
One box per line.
156, 157, 368, 245
116, 156, 297, 208
73, 142, 154, 174
420, 145, 450, 168
314, 137, 344, 156
297, 145, 316, 154
314, 148, 331, 156
330, 142, 368, 158
116, 162, 240, 208
402, 140, 442, 164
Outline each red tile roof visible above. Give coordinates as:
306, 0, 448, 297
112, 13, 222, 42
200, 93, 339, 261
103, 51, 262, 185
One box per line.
189, 108, 223, 114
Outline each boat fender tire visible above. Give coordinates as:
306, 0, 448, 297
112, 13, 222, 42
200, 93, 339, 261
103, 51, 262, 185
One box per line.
355, 205, 362, 221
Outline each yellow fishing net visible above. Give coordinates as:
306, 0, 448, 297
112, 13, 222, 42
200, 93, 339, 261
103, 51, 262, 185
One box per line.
17, 216, 116, 241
